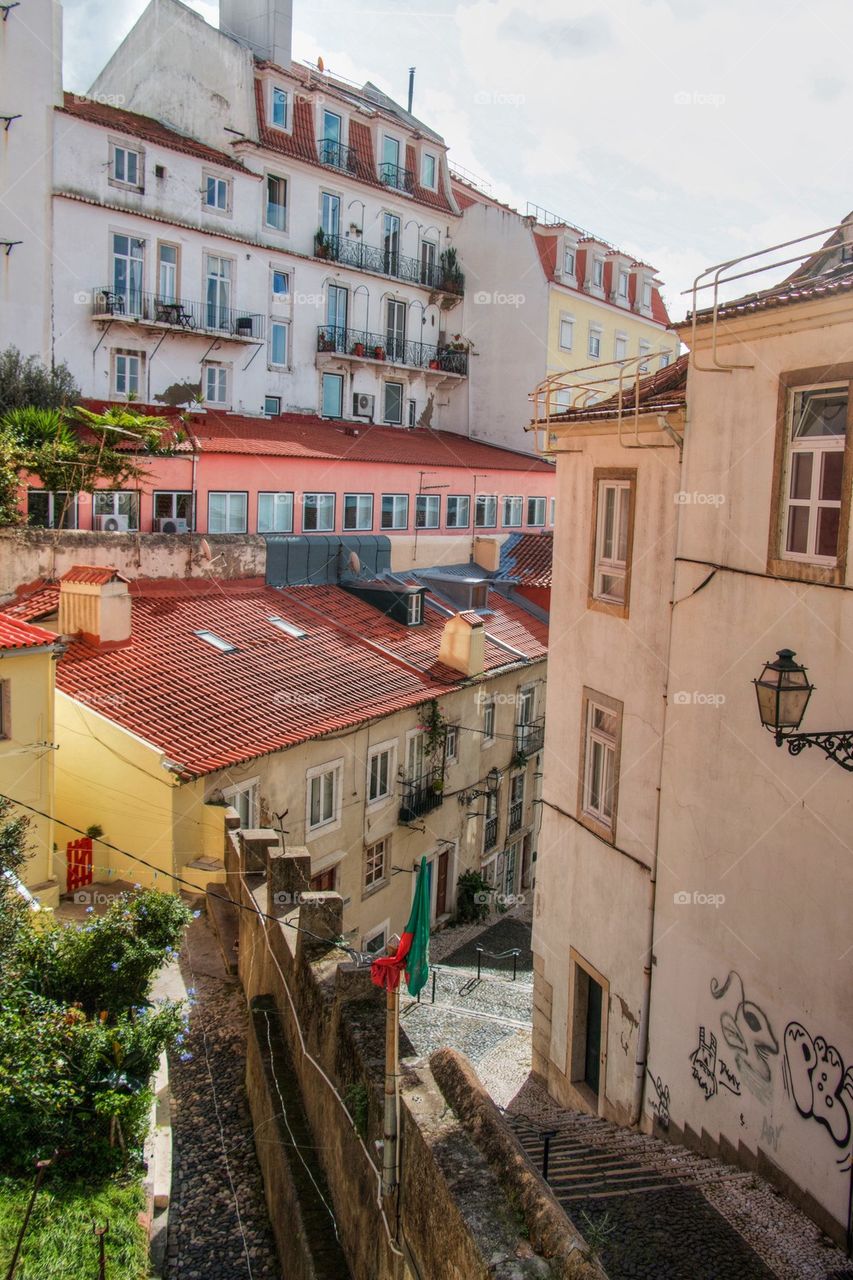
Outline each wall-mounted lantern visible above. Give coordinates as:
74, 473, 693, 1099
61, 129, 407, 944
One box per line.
753, 649, 853, 771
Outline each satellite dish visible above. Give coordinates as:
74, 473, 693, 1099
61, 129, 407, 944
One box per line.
348, 551, 361, 575
200, 538, 213, 561
317, 56, 325, 72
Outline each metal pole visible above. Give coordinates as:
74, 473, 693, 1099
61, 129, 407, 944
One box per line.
94, 1223, 108, 1280
476, 946, 482, 980
512, 951, 518, 982
382, 948, 400, 1198
5, 1158, 51, 1280
541, 1130, 557, 1183
431, 967, 437, 1005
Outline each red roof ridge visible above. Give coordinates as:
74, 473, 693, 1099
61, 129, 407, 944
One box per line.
60, 566, 128, 586
0, 611, 58, 651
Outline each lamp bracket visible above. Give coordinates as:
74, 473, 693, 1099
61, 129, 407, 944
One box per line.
781, 730, 853, 772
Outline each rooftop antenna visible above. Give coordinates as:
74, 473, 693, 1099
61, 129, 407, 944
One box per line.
407, 66, 415, 114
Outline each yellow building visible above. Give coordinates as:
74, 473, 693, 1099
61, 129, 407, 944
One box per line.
0, 612, 61, 905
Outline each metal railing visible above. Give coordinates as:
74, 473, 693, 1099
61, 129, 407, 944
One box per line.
483, 815, 498, 851
508, 801, 523, 833
399, 770, 444, 823
379, 161, 414, 193
91, 287, 266, 340
317, 137, 359, 174
316, 325, 468, 375
515, 718, 545, 755
316, 234, 464, 295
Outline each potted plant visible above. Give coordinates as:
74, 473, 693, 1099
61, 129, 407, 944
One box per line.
374, 345, 386, 360
428, 358, 440, 370
351, 341, 365, 357
314, 227, 330, 259
318, 330, 336, 352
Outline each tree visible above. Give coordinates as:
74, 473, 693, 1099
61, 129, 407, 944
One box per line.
0, 347, 80, 416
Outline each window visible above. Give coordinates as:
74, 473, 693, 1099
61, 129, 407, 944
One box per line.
407, 593, 423, 626
588, 327, 602, 359
559, 314, 574, 351
617, 268, 629, 300
321, 372, 344, 419
0, 680, 10, 741
154, 491, 194, 525
157, 243, 178, 302
550, 497, 556, 526
208, 491, 247, 533
659, 351, 671, 369
407, 398, 417, 428
564, 244, 576, 277
27, 490, 76, 529
93, 491, 140, 530
364, 921, 389, 954
381, 133, 401, 183
343, 493, 373, 531
320, 110, 342, 166
642, 280, 653, 310
385, 297, 405, 360
383, 381, 404, 425
781, 385, 847, 565
421, 151, 437, 189
111, 234, 144, 315
272, 269, 290, 298
326, 282, 347, 341
265, 395, 281, 416
482, 696, 496, 745
113, 351, 142, 398
311, 867, 337, 892
267, 615, 306, 639
258, 492, 293, 533
381, 494, 409, 530
367, 742, 395, 806
445, 724, 458, 762
475, 495, 497, 528
420, 239, 437, 287
364, 838, 388, 891
406, 729, 428, 781
205, 254, 232, 329
502, 496, 523, 528
638, 341, 651, 373
303, 493, 335, 532
614, 334, 628, 361
266, 174, 287, 231
221, 779, 258, 828
270, 321, 289, 366
415, 494, 440, 529
483, 790, 499, 851
271, 86, 288, 128
527, 496, 546, 527
591, 472, 634, 609
204, 363, 228, 405
509, 772, 525, 832
306, 760, 342, 834
204, 173, 231, 212
580, 690, 622, 837
447, 495, 470, 528
321, 191, 341, 238
111, 143, 142, 189
592, 257, 604, 289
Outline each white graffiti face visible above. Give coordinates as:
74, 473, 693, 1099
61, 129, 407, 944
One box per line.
711, 971, 778, 1104
784, 1022, 853, 1149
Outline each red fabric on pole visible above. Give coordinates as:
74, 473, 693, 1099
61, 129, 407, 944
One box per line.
370, 931, 413, 990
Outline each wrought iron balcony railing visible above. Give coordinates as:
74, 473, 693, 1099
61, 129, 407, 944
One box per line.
483, 815, 499, 851
379, 161, 414, 193
91, 287, 266, 340
317, 137, 360, 174
515, 718, 545, 756
399, 770, 444, 823
315, 233, 463, 296
316, 325, 468, 376
508, 801, 523, 834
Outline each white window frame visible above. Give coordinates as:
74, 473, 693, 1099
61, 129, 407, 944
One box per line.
265, 172, 288, 232
642, 279, 653, 310
614, 333, 628, 361
421, 150, 437, 189
481, 697, 496, 747
153, 490, 194, 525
306, 758, 343, 838
527, 496, 546, 527
271, 84, 289, 130
110, 141, 143, 190
638, 340, 652, 373
203, 171, 232, 214
659, 351, 671, 368
582, 696, 620, 831
502, 495, 523, 528
383, 381, 404, 426
588, 327, 602, 359
381, 493, 409, 530
27, 489, 78, 530
363, 918, 390, 954
367, 739, 397, 808
204, 363, 229, 406
257, 491, 294, 534
272, 268, 291, 299
445, 724, 459, 763
265, 395, 281, 416
563, 243, 576, 278
415, 494, 440, 529
781, 383, 848, 566
270, 320, 289, 368
321, 372, 344, 419
113, 350, 143, 398
364, 839, 389, 894
593, 478, 632, 605
302, 492, 335, 532
474, 494, 497, 528
446, 495, 470, 528
407, 593, 423, 626
93, 490, 140, 531
221, 778, 259, 829
208, 491, 247, 534
559, 313, 574, 351
343, 493, 374, 531
617, 268, 629, 300
591, 256, 604, 289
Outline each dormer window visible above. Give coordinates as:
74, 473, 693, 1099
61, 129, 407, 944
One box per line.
617, 268, 629, 300
407, 593, 423, 626
272, 86, 288, 129
592, 257, 604, 289
642, 279, 653, 310
421, 151, 437, 189
564, 244, 576, 277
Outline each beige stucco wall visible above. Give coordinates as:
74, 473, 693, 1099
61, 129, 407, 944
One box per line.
0, 645, 58, 902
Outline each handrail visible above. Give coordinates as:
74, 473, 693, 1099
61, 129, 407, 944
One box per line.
91, 286, 266, 340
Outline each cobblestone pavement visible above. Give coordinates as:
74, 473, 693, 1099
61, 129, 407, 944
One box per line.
164, 919, 282, 1280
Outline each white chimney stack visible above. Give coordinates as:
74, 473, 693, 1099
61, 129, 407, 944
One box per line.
58, 566, 132, 648
220, 0, 293, 69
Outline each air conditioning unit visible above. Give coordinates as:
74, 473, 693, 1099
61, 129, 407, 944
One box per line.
95, 514, 130, 532
352, 393, 375, 419
154, 517, 189, 534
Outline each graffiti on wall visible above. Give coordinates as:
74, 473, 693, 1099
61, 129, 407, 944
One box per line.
647, 1070, 671, 1129
689, 1026, 742, 1100
784, 1022, 853, 1165
710, 970, 778, 1105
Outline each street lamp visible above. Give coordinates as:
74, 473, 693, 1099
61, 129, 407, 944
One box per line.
753, 649, 853, 771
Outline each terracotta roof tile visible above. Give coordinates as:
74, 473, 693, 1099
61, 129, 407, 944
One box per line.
690, 260, 853, 325
543, 352, 688, 424
254, 79, 317, 164
10, 579, 545, 777
532, 230, 671, 325
60, 566, 127, 586
499, 533, 553, 588
59, 94, 252, 174
0, 612, 57, 651
404, 142, 454, 214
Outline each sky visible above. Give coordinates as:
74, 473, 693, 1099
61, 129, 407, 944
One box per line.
61, 0, 852, 321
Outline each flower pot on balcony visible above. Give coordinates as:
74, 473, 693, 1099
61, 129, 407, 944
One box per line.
352, 342, 365, 357
428, 358, 440, 370
374, 346, 386, 360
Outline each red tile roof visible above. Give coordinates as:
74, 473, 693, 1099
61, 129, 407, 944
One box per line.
0, 612, 57, 651
540, 352, 688, 424
531, 229, 671, 326
690, 260, 853, 325
254, 79, 318, 164
11, 579, 546, 777
58, 94, 253, 174
77, 401, 554, 472
60, 566, 127, 586
499, 533, 554, 588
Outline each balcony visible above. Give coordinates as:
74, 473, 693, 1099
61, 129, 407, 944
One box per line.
399, 771, 444, 824
91, 287, 266, 341
515, 718, 545, 756
317, 137, 359, 175
317, 325, 468, 377
315, 233, 464, 297
379, 161, 414, 194
508, 801, 523, 834
483, 815, 498, 851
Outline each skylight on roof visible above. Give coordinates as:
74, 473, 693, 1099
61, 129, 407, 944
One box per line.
267, 615, 307, 639
194, 629, 237, 653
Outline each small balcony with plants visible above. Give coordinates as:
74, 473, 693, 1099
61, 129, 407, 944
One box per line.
316, 325, 468, 377
317, 137, 359, 175
312, 231, 464, 299
379, 161, 414, 193
514, 717, 545, 760
399, 767, 445, 823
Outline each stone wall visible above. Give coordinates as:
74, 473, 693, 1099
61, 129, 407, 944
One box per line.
223, 831, 608, 1280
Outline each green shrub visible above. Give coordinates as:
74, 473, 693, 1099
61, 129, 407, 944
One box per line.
453, 869, 492, 924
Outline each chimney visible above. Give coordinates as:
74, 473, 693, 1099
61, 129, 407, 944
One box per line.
472, 537, 500, 573
58, 567, 131, 647
438, 612, 485, 678
220, 0, 293, 68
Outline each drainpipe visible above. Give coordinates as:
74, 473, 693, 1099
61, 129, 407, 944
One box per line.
630, 408, 685, 1127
